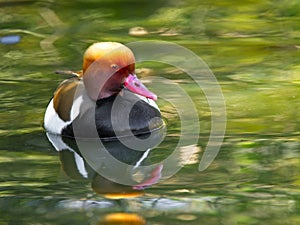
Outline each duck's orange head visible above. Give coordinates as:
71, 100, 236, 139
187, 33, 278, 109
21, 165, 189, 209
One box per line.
82, 42, 157, 101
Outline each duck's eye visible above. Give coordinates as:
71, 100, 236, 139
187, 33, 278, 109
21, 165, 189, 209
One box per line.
111, 64, 119, 70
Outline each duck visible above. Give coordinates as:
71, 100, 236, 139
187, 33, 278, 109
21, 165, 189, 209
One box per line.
44, 42, 163, 139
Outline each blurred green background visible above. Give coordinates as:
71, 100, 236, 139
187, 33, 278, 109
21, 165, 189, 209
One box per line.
0, 0, 300, 224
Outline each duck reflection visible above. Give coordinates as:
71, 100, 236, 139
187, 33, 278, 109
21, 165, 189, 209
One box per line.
46, 126, 165, 198
98, 213, 146, 225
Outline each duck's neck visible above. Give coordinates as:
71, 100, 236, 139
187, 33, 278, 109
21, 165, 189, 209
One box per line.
96, 94, 118, 106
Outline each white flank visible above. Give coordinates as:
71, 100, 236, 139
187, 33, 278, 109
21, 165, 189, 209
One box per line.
70, 96, 83, 121
44, 99, 69, 134
44, 96, 83, 134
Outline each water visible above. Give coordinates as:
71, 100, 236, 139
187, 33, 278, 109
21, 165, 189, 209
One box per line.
1, 0, 300, 224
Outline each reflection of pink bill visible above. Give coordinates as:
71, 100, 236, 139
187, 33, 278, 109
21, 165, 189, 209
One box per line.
133, 165, 163, 190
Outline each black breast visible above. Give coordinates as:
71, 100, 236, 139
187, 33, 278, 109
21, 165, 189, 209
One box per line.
62, 90, 163, 139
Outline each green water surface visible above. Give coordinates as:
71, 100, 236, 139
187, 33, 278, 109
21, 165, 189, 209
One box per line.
1, 0, 300, 224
